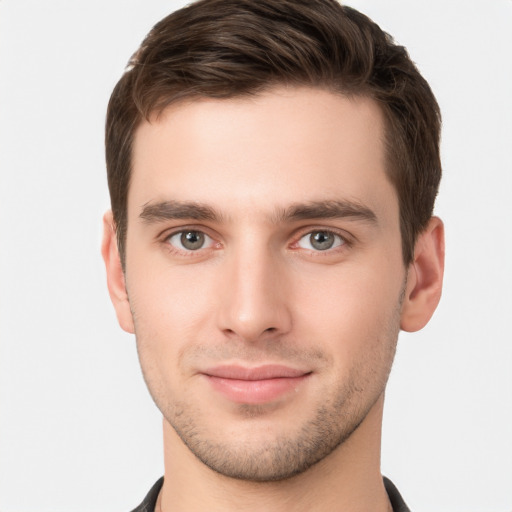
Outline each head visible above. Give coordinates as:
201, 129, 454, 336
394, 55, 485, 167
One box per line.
103, 0, 444, 483
105, 0, 441, 268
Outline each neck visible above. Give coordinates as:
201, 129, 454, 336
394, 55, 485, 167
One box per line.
159, 394, 391, 512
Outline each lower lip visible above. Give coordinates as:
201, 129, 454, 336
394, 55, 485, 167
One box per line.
206, 375, 310, 404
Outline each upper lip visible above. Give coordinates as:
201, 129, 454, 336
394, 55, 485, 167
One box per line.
203, 364, 310, 380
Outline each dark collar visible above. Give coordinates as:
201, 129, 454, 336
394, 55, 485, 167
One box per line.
384, 476, 411, 512
131, 476, 410, 512
130, 477, 163, 512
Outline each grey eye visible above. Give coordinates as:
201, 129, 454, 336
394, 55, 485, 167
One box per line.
297, 231, 344, 251
168, 230, 213, 251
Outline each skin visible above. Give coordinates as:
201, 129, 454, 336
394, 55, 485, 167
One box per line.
103, 86, 444, 512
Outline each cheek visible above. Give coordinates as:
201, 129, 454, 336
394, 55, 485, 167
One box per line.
126, 270, 209, 401
291, 260, 404, 357
127, 253, 217, 323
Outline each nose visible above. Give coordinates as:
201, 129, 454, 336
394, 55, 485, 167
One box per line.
216, 242, 292, 343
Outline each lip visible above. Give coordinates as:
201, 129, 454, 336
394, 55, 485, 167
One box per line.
202, 365, 311, 404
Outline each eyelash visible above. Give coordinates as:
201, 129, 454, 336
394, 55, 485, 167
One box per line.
160, 227, 352, 256
162, 227, 219, 256
290, 227, 351, 256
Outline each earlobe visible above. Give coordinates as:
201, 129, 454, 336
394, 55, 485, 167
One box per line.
101, 211, 135, 334
400, 217, 445, 332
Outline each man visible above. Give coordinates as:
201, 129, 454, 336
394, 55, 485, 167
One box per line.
101, 0, 444, 510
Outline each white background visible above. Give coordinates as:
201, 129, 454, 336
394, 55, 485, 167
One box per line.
1, 1, 511, 511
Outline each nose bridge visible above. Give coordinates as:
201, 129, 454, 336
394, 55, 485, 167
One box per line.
217, 235, 291, 341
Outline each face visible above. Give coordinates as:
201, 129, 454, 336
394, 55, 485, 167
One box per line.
121, 87, 407, 481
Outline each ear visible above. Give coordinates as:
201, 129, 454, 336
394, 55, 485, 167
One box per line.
400, 216, 445, 332
101, 211, 135, 334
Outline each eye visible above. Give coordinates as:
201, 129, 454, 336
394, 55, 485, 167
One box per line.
167, 230, 214, 251
297, 230, 345, 251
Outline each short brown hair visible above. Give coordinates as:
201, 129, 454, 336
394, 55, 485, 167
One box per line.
106, 0, 441, 265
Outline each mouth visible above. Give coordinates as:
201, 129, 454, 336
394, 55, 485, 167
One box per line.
202, 364, 312, 404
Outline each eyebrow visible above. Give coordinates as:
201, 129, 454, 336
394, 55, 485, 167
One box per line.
139, 199, 377, 225
276, 200, 378, 224
139, 200, 220, 223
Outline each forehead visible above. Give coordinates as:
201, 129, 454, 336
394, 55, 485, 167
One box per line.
129, 87, 396, 223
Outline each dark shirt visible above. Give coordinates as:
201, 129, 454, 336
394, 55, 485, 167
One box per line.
131, 476, 410, 511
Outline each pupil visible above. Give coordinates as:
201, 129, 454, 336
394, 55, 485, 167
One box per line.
181, 231, 204, 250
311, 231, 334, 250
